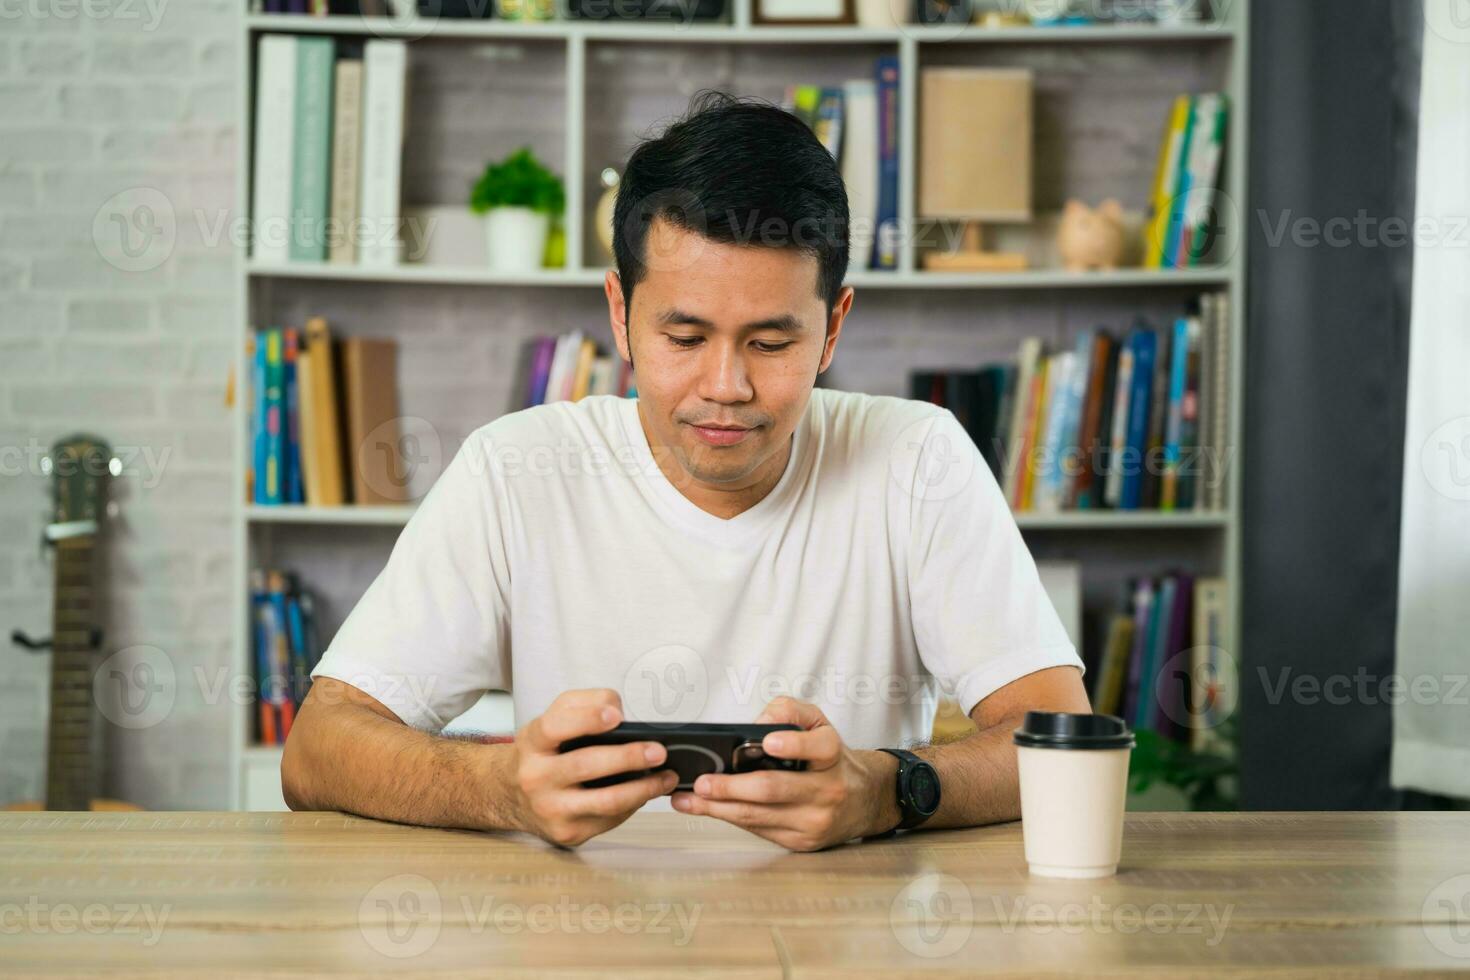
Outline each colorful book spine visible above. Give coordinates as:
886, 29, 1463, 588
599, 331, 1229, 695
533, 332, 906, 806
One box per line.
1122, 578, 1155, 723
1135, 574, 1174, 732
359, 40, 408, 267
1120, 330, 1156, 510
1144, 95, 1190, 268
283, 327, 304, 504
814, 87, 844, 161
1103, 340, 1135, 509
1161, 97, 1199, 268
262, 328, 285, 506
1161, 316, 1190, 510
1178, 316, 1203, 510
1185, 96, 1227, 266
872, 55, 900, 271
526, 336, 556, 407
251, 35, 297, 264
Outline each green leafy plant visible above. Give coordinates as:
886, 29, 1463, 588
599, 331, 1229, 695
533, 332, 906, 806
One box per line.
470, 147, 565, 216
1129, 718, 1239, 811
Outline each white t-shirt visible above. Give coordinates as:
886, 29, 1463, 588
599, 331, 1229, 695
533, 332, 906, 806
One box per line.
312, 388, 1082, 749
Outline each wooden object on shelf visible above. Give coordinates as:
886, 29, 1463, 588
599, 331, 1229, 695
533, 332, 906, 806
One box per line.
919, 67, 1033, 272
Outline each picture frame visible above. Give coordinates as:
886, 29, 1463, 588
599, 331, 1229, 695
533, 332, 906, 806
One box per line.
753, 0, 854, 26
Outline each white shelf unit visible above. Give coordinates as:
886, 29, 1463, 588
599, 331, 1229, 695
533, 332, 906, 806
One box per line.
231, 1, 1250, 809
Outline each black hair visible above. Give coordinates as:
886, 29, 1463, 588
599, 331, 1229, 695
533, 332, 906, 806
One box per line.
612, 91, 850, 319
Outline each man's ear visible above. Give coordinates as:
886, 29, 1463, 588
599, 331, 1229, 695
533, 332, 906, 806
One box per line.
605, 270, 631, 362
818, 286, 854, 375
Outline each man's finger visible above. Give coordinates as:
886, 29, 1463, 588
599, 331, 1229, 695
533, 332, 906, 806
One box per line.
692, 770, 809, 805
671, 792, 789, 829
554, 741, 666, 786
761, 726, 841, 769
755, 696, 829, 730
573, 770, 679, 818
526, 700, 622, 752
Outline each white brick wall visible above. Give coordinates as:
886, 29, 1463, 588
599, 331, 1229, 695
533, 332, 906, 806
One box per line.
0, 0, 240, 809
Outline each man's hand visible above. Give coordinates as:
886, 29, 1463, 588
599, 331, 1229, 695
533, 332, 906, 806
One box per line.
669, 697, 899, 852
510, 689, 678, 848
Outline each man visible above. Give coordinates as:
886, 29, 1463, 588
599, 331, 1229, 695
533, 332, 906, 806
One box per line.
283, 93, 1089, 852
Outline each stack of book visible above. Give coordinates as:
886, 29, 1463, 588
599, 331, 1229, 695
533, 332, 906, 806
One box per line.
1143, 93, 1230, 269
247, 318, 405, 507
252, 34, 408, 267
523, 331, 635, 407
1090, 574, 1232, 752
909, 292, 1231, 513
783, 54, 900, 273
249, 569, 324, 747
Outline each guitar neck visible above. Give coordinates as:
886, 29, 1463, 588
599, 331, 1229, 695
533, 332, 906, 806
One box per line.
47, 536, 98, 811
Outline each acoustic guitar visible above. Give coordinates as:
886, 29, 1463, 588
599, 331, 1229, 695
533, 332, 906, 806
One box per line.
6, 434, 139, 812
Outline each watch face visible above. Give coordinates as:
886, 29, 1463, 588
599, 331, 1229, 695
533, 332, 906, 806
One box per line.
908, 762, 941, 815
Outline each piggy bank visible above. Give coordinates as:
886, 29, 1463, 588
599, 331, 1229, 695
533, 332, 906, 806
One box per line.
1057, 199, 1127, 271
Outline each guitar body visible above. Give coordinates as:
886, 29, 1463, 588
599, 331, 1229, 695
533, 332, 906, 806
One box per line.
5, 435, 141, 812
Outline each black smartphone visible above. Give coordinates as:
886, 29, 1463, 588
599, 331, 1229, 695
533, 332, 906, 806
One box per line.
558, 722, 807, 791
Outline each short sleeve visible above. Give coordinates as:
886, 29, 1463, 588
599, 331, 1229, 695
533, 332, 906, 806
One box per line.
310, 432, 512, 730
901, 408, 1084, 717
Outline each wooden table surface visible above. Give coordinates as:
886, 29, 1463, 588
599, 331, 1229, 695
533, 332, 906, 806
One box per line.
3, 810, 1470, 977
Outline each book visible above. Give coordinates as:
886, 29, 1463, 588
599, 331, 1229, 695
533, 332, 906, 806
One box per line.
1121, 578, 1155, 723
1141, 323, 1172, 509
289, 36, 335, 262
841, 78, 877, 274
1094, 610, 1135, 717
329, 58, 364, 265
282, 326, 305, 504
1191, 577, 1231, 752
1103, 337, 1134, 509
261, 328, 285, 505
1184, 95, 1228, 266
1161, 98, 1199, 269
1002, 338, 1043, 507
1119, 329, 1155, 510
340, 336, 403, 505
1161, 316, 1190, 510
1177, 315, 1203, 510
359, 40, 408, 267
1207, 292, 1232, 510
525, 336, 556, 408
1135, 574, 1174, 732
813, 87, 843, 161
1073, 332, 1117, 510
1144, 95, 1191, 268
872, 55, 900, 270
1017, 357, 1049, 511
1033, 351, 1074, 512
302, 316, 346, 506
251, 36, 298, 264
570, 338, 596, 401
248, 333, 263, 502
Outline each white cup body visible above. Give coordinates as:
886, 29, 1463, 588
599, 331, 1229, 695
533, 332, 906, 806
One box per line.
484, 206, 551, 272
1016, 744, 1131, 878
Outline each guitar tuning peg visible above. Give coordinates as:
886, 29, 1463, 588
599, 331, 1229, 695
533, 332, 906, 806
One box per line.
106, 501, 120, 520
108, 457, 122, 477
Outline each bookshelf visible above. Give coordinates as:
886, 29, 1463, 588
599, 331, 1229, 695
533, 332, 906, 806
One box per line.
231, 0, 1250, 809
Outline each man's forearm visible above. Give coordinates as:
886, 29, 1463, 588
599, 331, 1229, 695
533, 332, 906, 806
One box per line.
282, 692, 525, 834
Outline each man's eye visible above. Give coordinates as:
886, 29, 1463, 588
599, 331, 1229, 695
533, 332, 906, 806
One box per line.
667, 336, 701, 348
754, 342, 793, 353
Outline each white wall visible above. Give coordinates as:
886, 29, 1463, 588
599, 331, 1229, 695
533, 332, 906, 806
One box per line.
0, 0, 240, 808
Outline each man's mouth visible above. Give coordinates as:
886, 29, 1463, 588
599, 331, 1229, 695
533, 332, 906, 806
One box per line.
687, 421, 755, 447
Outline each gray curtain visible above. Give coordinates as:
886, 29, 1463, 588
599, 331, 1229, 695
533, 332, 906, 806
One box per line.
1240, 0, 1422, 808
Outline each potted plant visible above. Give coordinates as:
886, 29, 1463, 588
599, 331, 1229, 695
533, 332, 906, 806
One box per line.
470, 147, 565, 272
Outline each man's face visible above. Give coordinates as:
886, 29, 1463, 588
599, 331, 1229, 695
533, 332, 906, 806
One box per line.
606, 218, 852, 494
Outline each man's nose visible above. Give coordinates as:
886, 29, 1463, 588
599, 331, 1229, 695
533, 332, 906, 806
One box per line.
698, 344, 754, 403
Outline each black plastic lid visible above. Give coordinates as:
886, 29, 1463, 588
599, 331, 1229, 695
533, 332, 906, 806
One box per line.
1012, 711, 1135, 751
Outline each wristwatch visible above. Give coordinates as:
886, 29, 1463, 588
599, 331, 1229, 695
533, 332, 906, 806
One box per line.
869, 748, 941, 838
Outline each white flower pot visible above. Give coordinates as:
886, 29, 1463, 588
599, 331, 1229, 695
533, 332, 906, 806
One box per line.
484, 206, 551, 272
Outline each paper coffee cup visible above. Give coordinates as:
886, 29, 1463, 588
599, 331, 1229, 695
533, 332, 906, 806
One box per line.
1013, 711, 1134, 879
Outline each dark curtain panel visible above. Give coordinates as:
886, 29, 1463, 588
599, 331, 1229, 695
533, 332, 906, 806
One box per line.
1240, 0, 1421, 808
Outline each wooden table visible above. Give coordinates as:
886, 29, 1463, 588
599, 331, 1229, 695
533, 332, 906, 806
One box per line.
3, 811, 1469, 976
